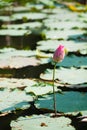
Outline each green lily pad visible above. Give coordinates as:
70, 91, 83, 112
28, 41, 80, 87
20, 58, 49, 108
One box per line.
0, 77, 60, 96
25, 82, 59, 96
43, 21, 86, 30
2, 22, 42, 34
80, 110, 87, 116
0, 49, 38, 68
12, 6, 31, 13
10, 114, 75, 130
47, 10, 79, 21
0, 16, 11, 22
40, 67, 87, 84
0, 29, 31, 36
12, 12, 47, 21
0, 89, 33, 112
0, 78, 36, 90
0, 56, 40, 69
41, 30, 86, 40
0, 48, 35, 57
25, 3, 44, 11
37, 40, 87, 54
0, 47, 15, 53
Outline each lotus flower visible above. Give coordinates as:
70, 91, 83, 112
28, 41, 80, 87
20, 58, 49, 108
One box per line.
53, 45, 65, 62
52, 45, 66, 116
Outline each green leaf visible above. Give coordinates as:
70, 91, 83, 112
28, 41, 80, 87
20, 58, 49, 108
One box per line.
10, 114, 75, 130
40, 67, 87, 84
37, 40, 87, 54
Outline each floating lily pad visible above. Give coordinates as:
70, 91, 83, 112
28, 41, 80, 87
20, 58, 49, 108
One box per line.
10, 114, 75, 130
39, 0, 55, 8
25, 3, 44, 11
43, 21, 86, 30
80, 111, 87, 116
40, 67, 87, 84
0, 49, 36, 67
0, 48, 35, 54
47, 11, 80, 22
0, 56, 40, 69
12, 12, 47, 21
37, 40, 87, 54
41, 30, 86, 40
0, 78, 36, 90
0, 89, 33, 112
2, 22, 42, 34
0, 29, 31, 36
12, 6, 31, 13
0, 77, 60, 96
25, 82, 59, 96
0, 47, 16, 53
0, 16, 11, 22
46, 6, 69, 14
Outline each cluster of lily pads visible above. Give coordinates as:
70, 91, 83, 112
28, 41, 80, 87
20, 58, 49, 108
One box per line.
0, 0, 87, 130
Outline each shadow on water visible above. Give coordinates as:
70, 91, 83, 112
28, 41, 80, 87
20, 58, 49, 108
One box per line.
0, 34, 42, 50
0, 63, 52, 78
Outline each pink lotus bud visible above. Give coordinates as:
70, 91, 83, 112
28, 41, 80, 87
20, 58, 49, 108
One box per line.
53, 45, 65, 62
